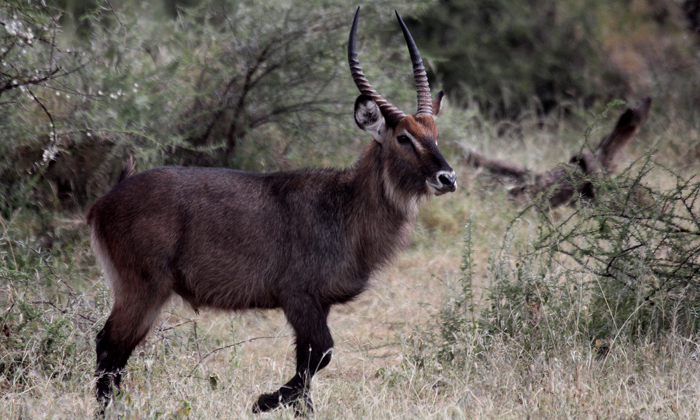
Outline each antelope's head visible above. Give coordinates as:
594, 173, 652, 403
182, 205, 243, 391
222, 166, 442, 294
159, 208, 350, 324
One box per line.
349, 8, 456, 198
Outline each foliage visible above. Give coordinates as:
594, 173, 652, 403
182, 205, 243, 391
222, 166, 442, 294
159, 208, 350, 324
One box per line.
0, 218, 104, 392
1, 0, 430, 215
533, 159, 700, 341
410, 0, 607, 116
412, 109, 700, 371
410, 0, 700, 117
0, 1, 89, 215
429, 214, 478, 367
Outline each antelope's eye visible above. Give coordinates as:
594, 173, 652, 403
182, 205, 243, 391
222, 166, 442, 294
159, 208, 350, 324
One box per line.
397, 135, 410, 145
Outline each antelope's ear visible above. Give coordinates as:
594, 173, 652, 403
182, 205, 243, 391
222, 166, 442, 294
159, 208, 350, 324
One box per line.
354, 95, 386, 142
432, 91, 445, 117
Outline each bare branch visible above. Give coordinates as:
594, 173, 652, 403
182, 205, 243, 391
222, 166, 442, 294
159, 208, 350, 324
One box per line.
459, 98, 653, 208
187, 335, 285, 378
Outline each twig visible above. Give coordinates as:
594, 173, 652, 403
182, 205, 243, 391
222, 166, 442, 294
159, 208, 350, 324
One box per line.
187, 335, 282, 378
31, 300, 97, 323
26, 86, 57, 158
193, 320, 201, 360
157, 319, 195, 332
102, 0, 127, 49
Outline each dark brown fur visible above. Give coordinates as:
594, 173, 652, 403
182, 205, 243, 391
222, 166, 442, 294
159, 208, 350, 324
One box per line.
88, 11, 456, 415
88, 144, 420, 314
89, 130, 453, 415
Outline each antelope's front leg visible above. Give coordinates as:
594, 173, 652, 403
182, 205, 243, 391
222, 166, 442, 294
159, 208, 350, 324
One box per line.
252, 295, 333, 416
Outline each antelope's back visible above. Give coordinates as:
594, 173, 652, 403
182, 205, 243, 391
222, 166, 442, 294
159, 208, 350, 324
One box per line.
87, 166, 347, 310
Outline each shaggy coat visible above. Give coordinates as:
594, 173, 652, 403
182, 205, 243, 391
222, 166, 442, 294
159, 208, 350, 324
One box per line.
88, 8, 456, 416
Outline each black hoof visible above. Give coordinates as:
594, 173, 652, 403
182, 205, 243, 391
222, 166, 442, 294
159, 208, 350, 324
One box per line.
95, 372, 117, 418
252, 392, 282, 413
252, 389, 313, 416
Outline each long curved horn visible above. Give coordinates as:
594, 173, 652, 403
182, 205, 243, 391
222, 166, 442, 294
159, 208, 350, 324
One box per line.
395, 10, 433, 116
348, 7, 406, 125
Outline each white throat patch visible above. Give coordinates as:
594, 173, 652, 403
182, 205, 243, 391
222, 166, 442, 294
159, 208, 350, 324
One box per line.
382, 166, 419, 218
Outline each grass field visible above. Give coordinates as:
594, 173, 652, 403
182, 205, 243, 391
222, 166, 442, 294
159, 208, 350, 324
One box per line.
2, 101, 700, 419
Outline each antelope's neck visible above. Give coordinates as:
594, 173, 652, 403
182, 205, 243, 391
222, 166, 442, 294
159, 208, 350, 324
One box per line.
344, 141, 418, 272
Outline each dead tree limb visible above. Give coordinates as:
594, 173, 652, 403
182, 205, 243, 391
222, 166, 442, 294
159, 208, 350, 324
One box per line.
458, 98, 652, 208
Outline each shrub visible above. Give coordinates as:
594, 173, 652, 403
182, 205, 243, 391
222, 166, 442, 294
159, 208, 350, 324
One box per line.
412, 115, 700, 370
0, 244, 105, 390
533, 156, 700, 341
410, 0, 700, 118
1, 0, 430, 213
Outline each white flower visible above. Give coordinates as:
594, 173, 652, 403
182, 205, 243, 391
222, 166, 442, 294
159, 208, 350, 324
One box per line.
42, 144, 59, 163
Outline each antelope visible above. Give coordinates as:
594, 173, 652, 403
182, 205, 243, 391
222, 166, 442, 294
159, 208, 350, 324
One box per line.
87, 7, 456, 415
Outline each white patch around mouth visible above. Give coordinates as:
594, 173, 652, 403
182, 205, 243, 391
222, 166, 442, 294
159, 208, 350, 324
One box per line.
426, 179, 457, 196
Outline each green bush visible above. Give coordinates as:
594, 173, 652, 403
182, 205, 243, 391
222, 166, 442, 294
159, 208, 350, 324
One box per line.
533, 157, 700, 341
0, 250, 104, 389
1, 0, 431, 214
411, 0, 608, 116
412, 125, 700, 370
410, 0, 700, 118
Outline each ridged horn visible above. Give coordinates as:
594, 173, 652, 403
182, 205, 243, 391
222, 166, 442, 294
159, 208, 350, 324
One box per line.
348, 7, 406, 126
395, 10, 433, 116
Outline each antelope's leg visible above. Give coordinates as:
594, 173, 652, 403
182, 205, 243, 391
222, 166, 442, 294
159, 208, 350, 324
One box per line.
95, 284, 170, 415
253, 294, 333, 415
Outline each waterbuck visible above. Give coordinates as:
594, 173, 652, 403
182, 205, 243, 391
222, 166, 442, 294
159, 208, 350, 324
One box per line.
87, 8, 456, 415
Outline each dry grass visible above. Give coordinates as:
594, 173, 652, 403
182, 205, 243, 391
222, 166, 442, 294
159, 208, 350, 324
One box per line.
2, 102, 700, 419
4, 249, 700, 419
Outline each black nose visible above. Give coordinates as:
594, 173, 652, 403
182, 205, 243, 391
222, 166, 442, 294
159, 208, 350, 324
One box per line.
437, 170, 456, 188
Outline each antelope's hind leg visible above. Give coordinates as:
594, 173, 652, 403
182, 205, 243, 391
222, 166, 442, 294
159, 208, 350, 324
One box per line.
95, 282, 171, 414
252, 295, 333, 416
